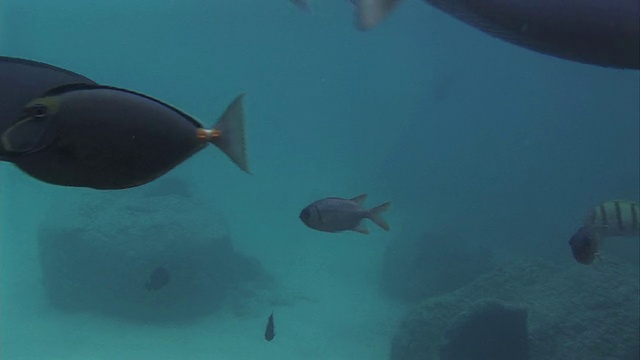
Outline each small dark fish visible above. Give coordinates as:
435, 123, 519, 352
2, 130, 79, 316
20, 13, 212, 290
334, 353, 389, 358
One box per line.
299, 194, 391, 234
264, 312, 275, 341
146, 266, 171, 291
568, 226, 601, 265
1, 84, 249, 189
0, 56, 96, 159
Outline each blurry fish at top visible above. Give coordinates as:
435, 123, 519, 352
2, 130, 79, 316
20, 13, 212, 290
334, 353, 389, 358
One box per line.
301, 0, 639, 69
290, 0, 311, 12
299, 194, 391, 234
0, 65, 250, 189
569, 200, 639, 265
146, 266, 171, 291
290, 0, 357, 13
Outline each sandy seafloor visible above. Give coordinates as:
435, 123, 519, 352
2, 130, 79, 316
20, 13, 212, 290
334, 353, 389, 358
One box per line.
1, 164, 409, 360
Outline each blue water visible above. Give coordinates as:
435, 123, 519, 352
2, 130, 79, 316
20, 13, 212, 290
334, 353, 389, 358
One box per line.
1, 1, 639, 359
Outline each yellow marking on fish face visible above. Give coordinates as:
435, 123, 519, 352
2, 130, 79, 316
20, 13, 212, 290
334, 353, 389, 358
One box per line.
1, 96, 62, 152
22, 96, 60, 119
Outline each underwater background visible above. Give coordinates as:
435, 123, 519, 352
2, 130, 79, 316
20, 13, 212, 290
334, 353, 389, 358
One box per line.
1, 1, 639, 359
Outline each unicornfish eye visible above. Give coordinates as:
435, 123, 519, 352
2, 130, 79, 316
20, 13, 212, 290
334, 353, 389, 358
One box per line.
31, 104, 48, 118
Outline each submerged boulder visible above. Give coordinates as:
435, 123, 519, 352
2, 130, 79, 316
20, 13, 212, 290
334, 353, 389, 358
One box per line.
380, 231, 495, 302
439, 300, 529, 360
38, 179, 272, 323
390, 258, 640, 360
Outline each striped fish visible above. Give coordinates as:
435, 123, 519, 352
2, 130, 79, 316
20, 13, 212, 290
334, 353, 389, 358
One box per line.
585, 200, 640, 238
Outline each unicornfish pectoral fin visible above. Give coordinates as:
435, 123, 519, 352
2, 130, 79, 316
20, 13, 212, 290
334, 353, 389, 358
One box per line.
1, 116, 52, 154
210, 93, 250, 173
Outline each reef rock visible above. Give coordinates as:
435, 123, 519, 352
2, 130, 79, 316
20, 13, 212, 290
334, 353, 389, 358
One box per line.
390, 258, 640, 360
38, 180, 272, 323
380, 231, 494, 302
439, 299, 529, 360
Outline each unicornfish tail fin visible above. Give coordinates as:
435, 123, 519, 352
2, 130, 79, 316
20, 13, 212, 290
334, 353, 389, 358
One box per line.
207, 93, 250, 173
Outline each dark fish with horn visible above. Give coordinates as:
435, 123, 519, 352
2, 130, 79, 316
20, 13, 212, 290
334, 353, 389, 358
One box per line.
350, 0, 639, 69
0, 84, 249, 189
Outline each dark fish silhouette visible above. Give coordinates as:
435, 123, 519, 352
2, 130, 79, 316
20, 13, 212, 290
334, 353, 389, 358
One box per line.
1, 84, 249, 189
0, 56, 96, 159
146, 266, 171, 291
264, 312, 275, 341
568, 226, 600, 265
299, 194, 391, 234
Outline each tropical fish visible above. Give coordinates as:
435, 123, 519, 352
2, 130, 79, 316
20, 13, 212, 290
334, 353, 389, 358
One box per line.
351, 0, 639, 69
584, 200, 640, 238
0, 84, 249, 189
568, 225, 601, 265
146, 266, 171, 291
568, 200, 639, 265
299, 194, 391, 234
264, 312, 276, 341
0, 56, 96, 159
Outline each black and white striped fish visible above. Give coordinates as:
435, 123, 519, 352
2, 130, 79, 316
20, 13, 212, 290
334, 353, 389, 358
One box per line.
584, 200, 639, 238
569, 200, 639, 265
